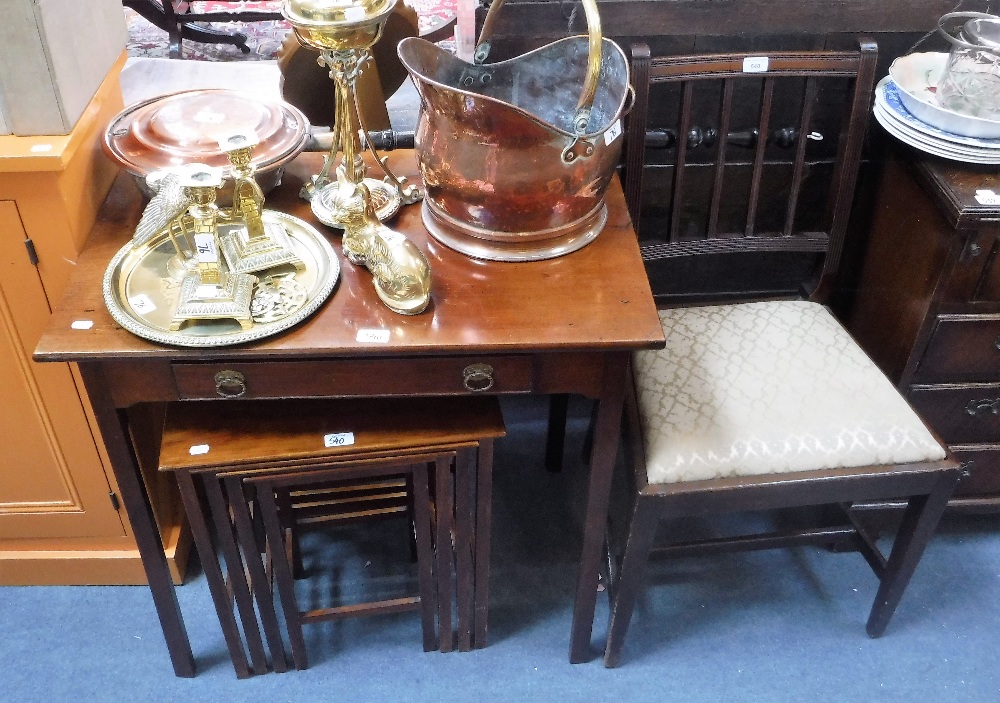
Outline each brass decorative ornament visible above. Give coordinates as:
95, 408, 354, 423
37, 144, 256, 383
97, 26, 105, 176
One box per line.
283, 0, 421, 228
341, 182, 431, 315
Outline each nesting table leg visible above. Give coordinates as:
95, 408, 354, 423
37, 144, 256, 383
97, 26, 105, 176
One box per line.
454, 447, 476, 651
434, 457, 455, 652
473, 439, 495, 648
201, 475, 273, 674
256, 483, 311, 670
174, 469, 253, 678
223, 476, 290, 673
410, 462, 440, 652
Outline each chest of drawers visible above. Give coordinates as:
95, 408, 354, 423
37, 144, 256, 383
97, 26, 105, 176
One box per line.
849, 151, 1000, 508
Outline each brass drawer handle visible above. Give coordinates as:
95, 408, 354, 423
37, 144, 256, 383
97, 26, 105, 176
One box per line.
463, 363, 495, 392
215, 370, 247, 398
966, 398, 1000, 416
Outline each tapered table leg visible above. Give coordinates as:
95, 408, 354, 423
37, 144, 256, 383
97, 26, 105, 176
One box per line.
78, 363, 196, 677
568, 352, 629, 663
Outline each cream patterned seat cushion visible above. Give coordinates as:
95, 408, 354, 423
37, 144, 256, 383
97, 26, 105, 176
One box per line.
633, 301, 947, 485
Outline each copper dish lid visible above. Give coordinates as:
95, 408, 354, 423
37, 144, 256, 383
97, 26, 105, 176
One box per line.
103, 89, 310, 181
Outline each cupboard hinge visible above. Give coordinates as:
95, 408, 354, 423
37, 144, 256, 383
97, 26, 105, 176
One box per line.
24, 238, 39, 266
109, 491, 120, 511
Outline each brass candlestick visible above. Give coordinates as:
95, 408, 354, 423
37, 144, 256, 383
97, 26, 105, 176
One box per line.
283, 0, 420, 230
217, 131, 305, 274
168, 166, 257, 332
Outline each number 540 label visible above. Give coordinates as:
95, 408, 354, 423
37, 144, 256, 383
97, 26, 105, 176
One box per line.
324, 432, 356, 447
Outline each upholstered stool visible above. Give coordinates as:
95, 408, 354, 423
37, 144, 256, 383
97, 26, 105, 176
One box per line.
159, 396, 505, 674
604, 301, 959, 666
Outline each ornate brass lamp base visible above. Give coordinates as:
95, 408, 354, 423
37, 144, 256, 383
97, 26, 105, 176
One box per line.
310, 175, 401, 229
169, 270, 258, 331
284, 0, 420, 225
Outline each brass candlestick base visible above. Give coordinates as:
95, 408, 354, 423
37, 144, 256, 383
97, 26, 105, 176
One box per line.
221, 220, 304, 274
165, 165, 259, 331
169, 271, 258, 331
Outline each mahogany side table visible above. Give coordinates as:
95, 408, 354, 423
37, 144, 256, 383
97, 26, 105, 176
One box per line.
34, 150, 665, 676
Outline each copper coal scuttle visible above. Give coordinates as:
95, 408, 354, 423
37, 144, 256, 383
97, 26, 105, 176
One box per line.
398, 0, 631, 261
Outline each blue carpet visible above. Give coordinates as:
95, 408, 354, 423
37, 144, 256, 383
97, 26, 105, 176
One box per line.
3, 396, 999, 701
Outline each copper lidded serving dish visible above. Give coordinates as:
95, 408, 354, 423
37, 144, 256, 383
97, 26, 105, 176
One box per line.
103, 89, 310, 198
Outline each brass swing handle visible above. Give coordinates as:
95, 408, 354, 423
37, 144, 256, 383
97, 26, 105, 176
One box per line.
476, 0, 602, 135
214, 370, 248, 398
463, 363, 495, 392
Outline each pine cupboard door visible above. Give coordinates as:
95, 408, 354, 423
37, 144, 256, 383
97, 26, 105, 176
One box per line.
0, 200, 125, 540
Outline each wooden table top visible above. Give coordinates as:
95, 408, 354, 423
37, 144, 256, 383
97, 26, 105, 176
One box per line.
35, 151, 664, 362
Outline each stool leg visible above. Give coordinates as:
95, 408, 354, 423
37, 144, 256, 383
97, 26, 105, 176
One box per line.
410, 462, 439, 652
174, 470, 253, 678
257, 482, 310, 670
434, 457, 454, 652
224, 476, 290, 673
454, 447, 476, 652
473, 438, 495, 649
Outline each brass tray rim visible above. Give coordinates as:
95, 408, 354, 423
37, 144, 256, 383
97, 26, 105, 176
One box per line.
102, 210, 340, 348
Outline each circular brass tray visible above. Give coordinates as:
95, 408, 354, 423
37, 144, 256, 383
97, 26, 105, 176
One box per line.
103, 211, 340, 347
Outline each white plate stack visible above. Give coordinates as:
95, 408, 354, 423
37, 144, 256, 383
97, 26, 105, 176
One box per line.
876, 52, 1000, 164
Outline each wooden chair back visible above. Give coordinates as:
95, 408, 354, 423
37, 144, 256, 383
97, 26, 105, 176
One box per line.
625, 40, 878, 304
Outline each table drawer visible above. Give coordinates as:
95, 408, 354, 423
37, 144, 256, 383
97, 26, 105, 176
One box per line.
950, 446, 1000, 498
172, 355, 534, 400
912, 315, 1000, 383
908, 383, 1000, 445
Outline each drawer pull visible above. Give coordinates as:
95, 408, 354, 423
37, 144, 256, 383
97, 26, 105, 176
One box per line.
966, 398, 1000, 416
462, 363, 495, 392
214, 370, 247, 398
